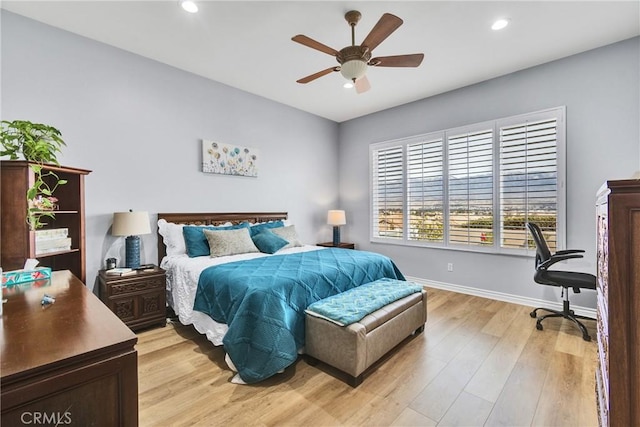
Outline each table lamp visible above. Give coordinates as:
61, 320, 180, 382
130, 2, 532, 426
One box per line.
112, 210, 151, 268
327, 210, 346, 246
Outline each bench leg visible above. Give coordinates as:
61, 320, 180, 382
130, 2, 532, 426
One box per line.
306, 355, 320, 366
348, 374, 363, 388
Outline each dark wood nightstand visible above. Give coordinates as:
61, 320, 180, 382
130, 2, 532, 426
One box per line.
98, 266, 166, 331
317, 242, 356, 249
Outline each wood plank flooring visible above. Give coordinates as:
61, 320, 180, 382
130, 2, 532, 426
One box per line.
137, 288, 598, 426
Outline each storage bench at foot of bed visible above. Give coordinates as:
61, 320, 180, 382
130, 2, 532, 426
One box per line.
305, 286, 427, 387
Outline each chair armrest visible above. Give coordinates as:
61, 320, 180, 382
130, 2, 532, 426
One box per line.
539, 253, 584, 270
556, 249, 585, 255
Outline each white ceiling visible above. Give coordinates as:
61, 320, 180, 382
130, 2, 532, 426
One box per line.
2, 1, 639, 122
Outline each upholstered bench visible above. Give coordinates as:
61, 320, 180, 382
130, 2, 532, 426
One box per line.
305, 278, 427, 387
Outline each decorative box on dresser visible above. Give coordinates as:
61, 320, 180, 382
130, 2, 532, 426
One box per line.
595, 179, 640, 426
1, 271, 138, 426
0, 161, 91, 282
99, 267, 167, 331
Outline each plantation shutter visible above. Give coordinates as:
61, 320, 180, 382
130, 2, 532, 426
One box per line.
407, 138, 444, 242
447, 129, 494, 246
499, 118, 558, 251
372, 146, 404, 239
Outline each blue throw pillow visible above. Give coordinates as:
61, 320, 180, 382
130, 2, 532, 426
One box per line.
252, 229, 289, 254
183, 222, 249, 257
248, 220, 284, 237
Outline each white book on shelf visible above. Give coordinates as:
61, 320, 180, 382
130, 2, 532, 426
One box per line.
36, 237, 72, 251
35, 228, 69, 241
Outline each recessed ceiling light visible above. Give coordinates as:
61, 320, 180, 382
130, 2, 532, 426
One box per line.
492, 18, 509, 31
343, 81, 354, 89
180, 1, 198, 13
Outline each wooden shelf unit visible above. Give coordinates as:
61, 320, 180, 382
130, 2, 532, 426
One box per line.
1, 161, 91, 282
595, 179, 640, 426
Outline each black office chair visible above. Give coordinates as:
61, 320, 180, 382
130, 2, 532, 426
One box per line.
526, 222, 596, 341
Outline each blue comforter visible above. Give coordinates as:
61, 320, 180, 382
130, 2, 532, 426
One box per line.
192, 248, 404, 383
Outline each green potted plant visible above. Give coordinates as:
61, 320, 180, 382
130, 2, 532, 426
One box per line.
0, 120, 67, 230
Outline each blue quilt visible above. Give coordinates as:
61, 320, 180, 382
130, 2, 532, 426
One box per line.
305, 278, 423, 326
192, 248, 405, 383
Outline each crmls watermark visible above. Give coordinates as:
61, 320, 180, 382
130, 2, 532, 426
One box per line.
20, 411, 72, 425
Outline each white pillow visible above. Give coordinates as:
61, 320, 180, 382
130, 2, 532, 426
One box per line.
271, 225, 303, 249
157, 219, 186, 257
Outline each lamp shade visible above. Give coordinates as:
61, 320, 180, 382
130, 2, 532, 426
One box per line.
112, 211, 151, 236
340, 60, 368, 81
327, 210, 346, 226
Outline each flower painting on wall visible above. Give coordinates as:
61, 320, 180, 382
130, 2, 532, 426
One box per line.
202, 140, 259, 177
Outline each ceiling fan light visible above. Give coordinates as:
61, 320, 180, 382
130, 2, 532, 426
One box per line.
180, 0, 198, 13
340, 60, 367, 81
492, 18, 509, 30
343, 81, 354, 89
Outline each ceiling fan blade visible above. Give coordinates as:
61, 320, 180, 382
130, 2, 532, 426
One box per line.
296, 67, 339, 84
355, 75, 371, 94
292, 35, 339, 56
369, 53, 425, 67
361, 13, 403, 52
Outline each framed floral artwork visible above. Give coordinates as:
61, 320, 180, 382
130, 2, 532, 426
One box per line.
202, 140, 259, 177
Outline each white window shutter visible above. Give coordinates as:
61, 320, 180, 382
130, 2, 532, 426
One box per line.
407, 138, 444, 242
372, 146, 404, 239
499, 117, 558, 251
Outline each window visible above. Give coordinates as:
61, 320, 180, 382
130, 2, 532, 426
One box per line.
370, 107, 565, 254
371, 146, 404, 239
447, 128, 494, 246
407, 136, 443, 243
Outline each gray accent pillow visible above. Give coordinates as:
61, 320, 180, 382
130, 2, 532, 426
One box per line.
203, 227, 259, 257
271, 225, 303, 249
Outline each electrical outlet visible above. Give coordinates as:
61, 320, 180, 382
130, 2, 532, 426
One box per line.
447, 263, 453, 272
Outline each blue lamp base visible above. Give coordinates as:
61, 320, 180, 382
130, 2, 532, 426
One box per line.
125, 235, 141, 269
332, 226, 341, 246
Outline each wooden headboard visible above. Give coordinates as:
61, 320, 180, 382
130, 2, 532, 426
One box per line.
157, 212, 288, 264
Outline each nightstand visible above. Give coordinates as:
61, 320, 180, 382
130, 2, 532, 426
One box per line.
317, 242, 356, 249
98, 266, 166, 331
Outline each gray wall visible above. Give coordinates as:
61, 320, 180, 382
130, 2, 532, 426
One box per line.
1, 11, 339, 290
2, 10, 638, 309
338, 36, 640, 308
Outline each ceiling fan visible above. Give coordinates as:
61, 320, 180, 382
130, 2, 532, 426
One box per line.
292, 10, 424, 94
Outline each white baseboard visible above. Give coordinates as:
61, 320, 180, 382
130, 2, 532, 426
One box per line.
405, 275, 597, 319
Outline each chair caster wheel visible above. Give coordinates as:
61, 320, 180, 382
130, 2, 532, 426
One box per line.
530, 311, 537, 318
536, 323, 543, 331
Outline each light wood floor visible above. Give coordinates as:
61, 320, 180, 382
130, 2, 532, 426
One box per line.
137, 288, 598, 426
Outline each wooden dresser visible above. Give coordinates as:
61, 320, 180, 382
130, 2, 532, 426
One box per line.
1, 270, 138, 426
595, 179, 640, 426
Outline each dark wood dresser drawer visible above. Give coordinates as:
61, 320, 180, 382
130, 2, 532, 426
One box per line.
99, 266, 166, 331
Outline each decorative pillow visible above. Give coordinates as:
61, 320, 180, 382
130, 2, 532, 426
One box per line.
183, 222, 250, 257
157, 219, 186, 257
252, 229, 289, 254
203, 227, 259, 257
271, 225, 303, 249
249, 220, 284, 237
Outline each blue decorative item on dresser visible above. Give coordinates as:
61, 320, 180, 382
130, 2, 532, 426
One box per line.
112, 210, 151, 268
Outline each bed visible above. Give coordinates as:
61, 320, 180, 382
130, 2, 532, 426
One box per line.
157, 212, 405, 384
